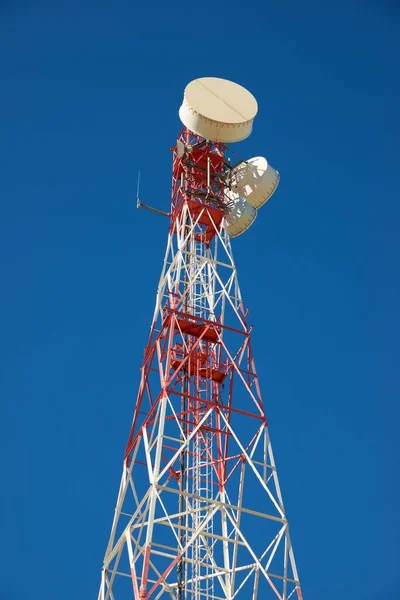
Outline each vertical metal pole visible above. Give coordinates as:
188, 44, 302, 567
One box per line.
207, 156, 211, 195
178, 146, 190, 600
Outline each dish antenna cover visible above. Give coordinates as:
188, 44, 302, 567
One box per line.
225, 191, 257, 238
179, 77, 258, 143
231, 157, 280, 209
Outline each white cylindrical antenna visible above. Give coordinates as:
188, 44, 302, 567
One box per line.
179, 77, 258, 143
225, 191, 257, 237
231, 157, 280, 209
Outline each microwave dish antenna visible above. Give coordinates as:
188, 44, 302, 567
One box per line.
231, 156, 280, 209
179, 77, 258, 143
225, 190, 257, 237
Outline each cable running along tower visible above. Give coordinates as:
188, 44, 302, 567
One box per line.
98, 77, 303, 600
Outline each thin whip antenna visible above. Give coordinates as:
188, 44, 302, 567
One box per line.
136, 170, 141, 207
135, 170, 170, 217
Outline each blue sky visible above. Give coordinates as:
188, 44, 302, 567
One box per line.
1, 0, 399, 598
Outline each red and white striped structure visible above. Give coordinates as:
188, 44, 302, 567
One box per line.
98, 81, 303, 600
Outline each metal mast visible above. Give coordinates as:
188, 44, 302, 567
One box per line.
98, 78, 303, 600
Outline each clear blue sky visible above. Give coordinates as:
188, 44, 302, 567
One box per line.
1, 1, 399, 598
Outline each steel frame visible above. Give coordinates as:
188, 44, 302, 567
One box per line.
98, 128, 303, 600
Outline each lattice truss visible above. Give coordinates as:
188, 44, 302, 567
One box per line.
98, 131, 303, 600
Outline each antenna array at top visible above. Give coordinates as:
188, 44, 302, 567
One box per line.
178, 77, 279, 237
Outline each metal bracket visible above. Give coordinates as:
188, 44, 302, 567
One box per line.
137, 198, 170, 218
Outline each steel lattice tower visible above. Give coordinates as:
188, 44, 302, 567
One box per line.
98, 78, 303, 600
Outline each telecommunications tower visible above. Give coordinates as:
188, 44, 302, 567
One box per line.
98, 77, 303, 600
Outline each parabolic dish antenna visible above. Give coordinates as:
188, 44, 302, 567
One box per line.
230, 156, 280, 209
225, 191, 257, 238
179, 77, 258, 143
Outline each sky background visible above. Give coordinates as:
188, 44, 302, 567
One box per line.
1, 0, 399, 598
